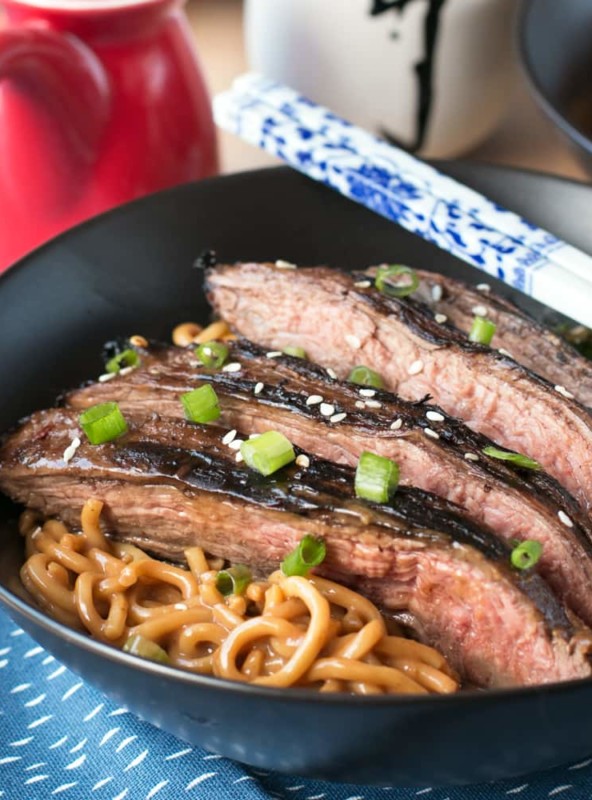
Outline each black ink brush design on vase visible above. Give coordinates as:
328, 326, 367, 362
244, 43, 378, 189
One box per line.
370, 0, 448, 153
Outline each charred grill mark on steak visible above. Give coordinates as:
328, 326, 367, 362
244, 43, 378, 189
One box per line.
65, 338, 592, 627
1, 407, 591, 687
205, 263, 592, 514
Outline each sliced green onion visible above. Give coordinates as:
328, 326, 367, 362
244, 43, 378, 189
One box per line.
281, 534, 326, 577
195, 341, 229, 369
347, 365, 384, 389
240, 430, 295, 476
354, 451, 400, 503
510, 540, 543, 570
216, 565, 252, 596
123, 634, 170, 664
556, 323, 592, 360
468, 316, 497, 346
106, 348, 140, 374
283, 346, 307, 359
374, 265, 419, 298
181, 384, 220, 424
482, 445, 540, 470
79, 402, 128, 445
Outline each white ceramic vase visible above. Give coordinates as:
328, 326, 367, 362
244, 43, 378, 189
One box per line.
245, 0, 517, 159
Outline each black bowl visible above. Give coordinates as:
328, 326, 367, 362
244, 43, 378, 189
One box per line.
2, 165, 592, 787
520, 0, 592, 174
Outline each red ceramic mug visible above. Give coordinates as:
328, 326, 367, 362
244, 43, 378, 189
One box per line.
0, 0, 218, 270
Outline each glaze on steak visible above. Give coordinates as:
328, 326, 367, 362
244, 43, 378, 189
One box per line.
66, 339, 592, 627
1, 407, 591, 688
412, 269, 592, 408
207, 263, 592, 513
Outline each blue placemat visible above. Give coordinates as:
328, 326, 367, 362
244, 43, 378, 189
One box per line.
1, 607, 590, 800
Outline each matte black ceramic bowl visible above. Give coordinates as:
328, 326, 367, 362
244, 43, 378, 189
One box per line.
520, 0, 592, 173
2, 165, 592, 787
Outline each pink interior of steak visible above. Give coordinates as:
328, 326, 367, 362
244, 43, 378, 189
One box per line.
413, 269, 592, 409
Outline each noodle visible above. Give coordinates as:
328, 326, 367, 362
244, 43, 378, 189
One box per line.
19, 500, 459, 695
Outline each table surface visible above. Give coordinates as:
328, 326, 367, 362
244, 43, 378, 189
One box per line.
189, 0, 590, 184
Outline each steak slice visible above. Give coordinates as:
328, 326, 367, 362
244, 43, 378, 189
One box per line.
207, 262, 592, 513
411, 269, 592, 409
66, 339, 592, 628
1, 407, 591, 688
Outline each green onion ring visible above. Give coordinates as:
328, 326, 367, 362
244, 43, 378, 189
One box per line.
281, 534, 326, 577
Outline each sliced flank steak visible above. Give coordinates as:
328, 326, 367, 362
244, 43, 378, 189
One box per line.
1, 407, 591, 688
206, 262, 592, 514
66, 339, 592, 628
411, 269, 592, 409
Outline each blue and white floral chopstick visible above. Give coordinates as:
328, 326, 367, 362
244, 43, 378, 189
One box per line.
229, 74, 592, 285
214, 75, 592, 328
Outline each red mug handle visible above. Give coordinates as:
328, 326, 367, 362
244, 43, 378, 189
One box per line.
0, 26, 111, 163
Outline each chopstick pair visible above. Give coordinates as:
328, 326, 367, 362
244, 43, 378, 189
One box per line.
214, 73, 592, 328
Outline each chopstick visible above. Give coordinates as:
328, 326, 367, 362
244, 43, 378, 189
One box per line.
230, 74, 592, 285
214, 74, 592, 328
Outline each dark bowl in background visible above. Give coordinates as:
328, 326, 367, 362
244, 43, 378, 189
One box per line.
520, 0, 592, 174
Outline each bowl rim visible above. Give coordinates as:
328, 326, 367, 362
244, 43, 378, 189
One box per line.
518, 0, 592, 159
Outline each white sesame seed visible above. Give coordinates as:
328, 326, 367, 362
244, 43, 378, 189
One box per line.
222, 429, 237, 445
296, 454, 310, 468
248, 433, 260, 439
330, 412, 347, 423
355, 400, 366, 409
390, 418, 403, 430
423, 428, 440, 440
254, 382, 264, 395
235, 452, 244, 463
98, 372, 116, 383
555, 385, 575, 400
275, 259, 297, 269
476, 283, 491, 293
265, 351, 282, 359
306, 394, 323, 406
174, 603, 188, 611
471, 304, 488, 317
498, 348, 514, 359
129, 334, 148, 348
407, 360, 424, 375
320, 403, 335, 417
434, 313, 447, 324
464, 453, 479, 462
558, 510, 573, 528
228, 439, 244, 451
431, 284, 443, 302
426, 410, 444, 422
62, 437, 81, 464
119, 366, 135, 376
345, 334, 362, 350
222, 362, 241, 372
353, 280, 371, 289
359, 388, 376, 398
326, 368, 337, 380
365, 400, 382, 409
